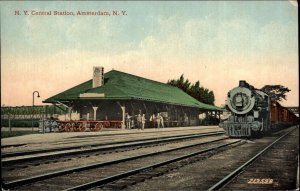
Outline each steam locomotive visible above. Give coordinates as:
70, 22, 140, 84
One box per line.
219, 80, 298, 137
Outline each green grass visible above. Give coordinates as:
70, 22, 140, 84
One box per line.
1, 131, 37, 138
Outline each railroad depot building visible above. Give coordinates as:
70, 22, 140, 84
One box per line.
44, 67, 221, 129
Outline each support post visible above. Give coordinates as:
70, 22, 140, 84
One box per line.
92, 107, 98, 120
68, 107, 72, 120
121, 106, 126, 129
32, 91, 40, 132
31, 108, 34, 132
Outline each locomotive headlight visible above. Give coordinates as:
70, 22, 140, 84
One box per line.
235, 95, 243, 107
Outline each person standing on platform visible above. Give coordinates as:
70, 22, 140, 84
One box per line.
137, 114, 142, 130
131, 118, 135, 129
126, 113, 131, 129
141, 114, 146, 130
156, 113, 161, 128
160, 113, 165, 128
150, 113, 156, 128
184, 114, 189, 126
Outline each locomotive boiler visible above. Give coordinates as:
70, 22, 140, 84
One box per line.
220, 80, 271, 137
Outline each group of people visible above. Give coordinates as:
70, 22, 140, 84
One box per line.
149, 113, 164, 128
125, 113, 146, 130
125, 112, 165, 129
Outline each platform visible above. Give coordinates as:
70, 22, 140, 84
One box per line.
1, 126, 222, 151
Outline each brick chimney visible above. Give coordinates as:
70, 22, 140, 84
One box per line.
93, 66, 104, 88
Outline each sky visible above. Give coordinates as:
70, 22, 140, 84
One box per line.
1, 1, 298, 107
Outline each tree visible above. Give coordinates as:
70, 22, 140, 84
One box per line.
167, 74, 215, 105
260, 85, 290, 102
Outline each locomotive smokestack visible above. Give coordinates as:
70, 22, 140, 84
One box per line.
93, 66, 104, 88
239, 80, 248, 88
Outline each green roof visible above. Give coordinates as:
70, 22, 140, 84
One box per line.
44, 70, 220, 111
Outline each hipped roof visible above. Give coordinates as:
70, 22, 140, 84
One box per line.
44, 70, 221, 111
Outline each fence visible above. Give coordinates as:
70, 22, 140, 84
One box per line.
1, 105, 67, 130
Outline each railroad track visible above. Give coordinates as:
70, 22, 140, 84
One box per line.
2, 131, 225, 172
2, 129, 224, 158
1, 127, 219, 150
2, 133, 227, 182
2, 137, 244, 190
208, 125, 299, 190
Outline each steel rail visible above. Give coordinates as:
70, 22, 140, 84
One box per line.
207, 125, 298, 191
1, 143, 27, 148
2, 131, 224, 166
65, 126, 217, 139
65, 140, 242, 191
3, 137, 233, 189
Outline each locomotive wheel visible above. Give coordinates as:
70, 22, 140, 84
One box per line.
58, 123, 66, 132
79, 123, 86, 132
103, 121, 110, 128
65, 123, 74, 132
73, 123, 79, 132
74, 123, 86, 132
94, 122, 103, 131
